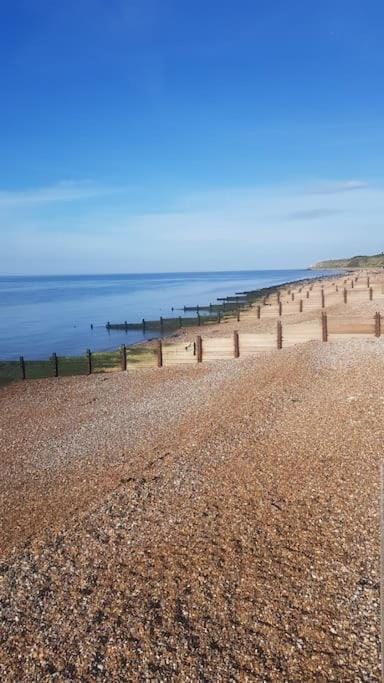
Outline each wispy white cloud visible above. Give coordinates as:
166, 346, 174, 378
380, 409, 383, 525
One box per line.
285, 208, 345, 221
306, 180, 369, 194
0, 180, 124, 207
1, 178, 384, 274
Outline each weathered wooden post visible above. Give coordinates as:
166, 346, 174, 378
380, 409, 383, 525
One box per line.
321, 289, 325, 308
322, 312, 328, 342
263, 296, 267, 305
351, 279, 354, 289
256, 305, 261, 319
142, 319, 146, 334
277, 320, 283, 349
299, 299, 303, 313
291, 292, 295, 302
86, 349, 92, 375
217, 310, 221, 323
160, 316, 164, 336
369, 287, 373, 301
196, 335, 203, 362
236, 308, 240, 323
367, 276, 370, 288
52, 352, 59, 377
156, 339, 163, 367
278, 301, 282, 317
120, 344, 127, 371
343, 288, 348, 304
233, 331, 240, 358
375, 312, 381, 338
306, 290, 310, 298
277, 291, 281, 304
19, 356, 26, 380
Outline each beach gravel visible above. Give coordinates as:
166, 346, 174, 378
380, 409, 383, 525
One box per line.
0, 337, 383, 681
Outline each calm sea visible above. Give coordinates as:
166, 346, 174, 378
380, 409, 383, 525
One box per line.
0, 270, 335, 360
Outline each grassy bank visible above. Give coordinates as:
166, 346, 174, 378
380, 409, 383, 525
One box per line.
313, 252, 384, 269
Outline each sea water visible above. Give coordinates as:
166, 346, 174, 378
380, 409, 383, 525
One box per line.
0, 270, 336, 360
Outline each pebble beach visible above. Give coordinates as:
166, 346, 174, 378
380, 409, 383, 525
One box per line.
0, 273, 383, 681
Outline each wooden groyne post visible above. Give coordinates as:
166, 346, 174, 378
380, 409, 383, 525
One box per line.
86, 349, 92, 375
120, 344, 127, 371
52, 352, 59, 377
156, 339, 163, 367
196, 335, 203, 362
233, 331, 240, 358
375, 312, 381, 338
277, 320, 283, 349
322, 312, 328, 342
19, 356, 26, 380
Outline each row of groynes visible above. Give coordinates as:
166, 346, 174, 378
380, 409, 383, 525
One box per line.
4, 309, 383, 381
2, 272, 378, 386
104, 276, 332, 331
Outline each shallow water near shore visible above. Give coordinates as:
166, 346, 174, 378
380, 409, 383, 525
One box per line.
0, 269, 336, 360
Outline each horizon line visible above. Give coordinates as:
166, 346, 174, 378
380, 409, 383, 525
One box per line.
0, 266, 318, 278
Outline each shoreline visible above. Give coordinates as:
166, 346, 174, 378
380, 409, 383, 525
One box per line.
0, 270, 342, 370
4, 266, 380, 387
0, 267, 382, 678
122, 270, 343, 351
0, 318, 382, 678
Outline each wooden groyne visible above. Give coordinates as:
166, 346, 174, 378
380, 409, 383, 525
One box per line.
106, 313, 224, 333
1, 270, 382, 385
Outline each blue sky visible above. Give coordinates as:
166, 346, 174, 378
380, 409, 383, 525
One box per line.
1, 0, 384, 274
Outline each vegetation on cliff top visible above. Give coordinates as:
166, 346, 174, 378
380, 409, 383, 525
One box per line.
312, 252, 384, 269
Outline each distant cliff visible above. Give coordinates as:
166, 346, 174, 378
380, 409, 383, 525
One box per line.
311, 252, 384, 269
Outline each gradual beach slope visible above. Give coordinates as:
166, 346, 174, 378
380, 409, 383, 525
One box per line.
0, 336, 381, 680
